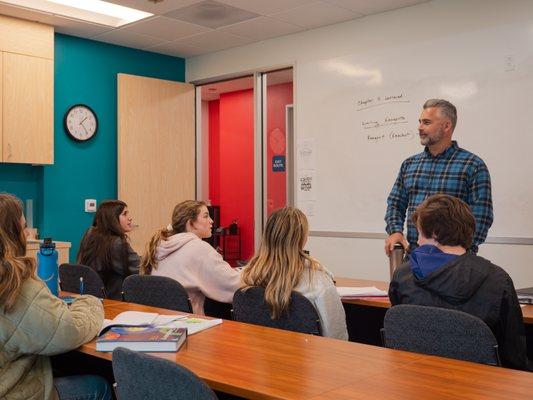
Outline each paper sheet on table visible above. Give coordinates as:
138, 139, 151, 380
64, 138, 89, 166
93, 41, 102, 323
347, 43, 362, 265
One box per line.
336, 286, 388, 297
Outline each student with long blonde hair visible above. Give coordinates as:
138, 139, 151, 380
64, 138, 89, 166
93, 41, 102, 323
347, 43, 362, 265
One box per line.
241, 207, 348, 340
0, 193, 110, 400
140, 200, 240, 315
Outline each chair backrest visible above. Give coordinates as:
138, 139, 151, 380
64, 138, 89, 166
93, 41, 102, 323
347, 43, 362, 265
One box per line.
112, 347, 217, 400
382, 304, 500, 366
232, 287, 322, 335
122, 275, 192, 313
58, 263, 106, 298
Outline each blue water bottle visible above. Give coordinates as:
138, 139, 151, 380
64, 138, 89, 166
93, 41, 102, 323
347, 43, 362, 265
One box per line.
36, 237, 59, 296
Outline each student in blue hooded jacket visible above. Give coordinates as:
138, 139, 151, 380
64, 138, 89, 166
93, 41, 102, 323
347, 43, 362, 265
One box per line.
389, 194, 528, 371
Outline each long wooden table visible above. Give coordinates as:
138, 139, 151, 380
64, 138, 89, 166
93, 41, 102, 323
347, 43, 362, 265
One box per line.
73, 299, 533, 400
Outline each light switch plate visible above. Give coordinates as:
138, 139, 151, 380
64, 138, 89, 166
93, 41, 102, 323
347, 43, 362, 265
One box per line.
85, 199, 97, 213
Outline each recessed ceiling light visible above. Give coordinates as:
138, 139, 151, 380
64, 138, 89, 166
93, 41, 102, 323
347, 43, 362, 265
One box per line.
1, 0, 153, 27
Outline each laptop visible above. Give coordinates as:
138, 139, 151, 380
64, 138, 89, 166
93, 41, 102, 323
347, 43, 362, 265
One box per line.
516, 287, 533, 304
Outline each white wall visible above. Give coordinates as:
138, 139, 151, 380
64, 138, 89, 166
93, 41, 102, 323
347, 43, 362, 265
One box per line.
187, 0, 533, 287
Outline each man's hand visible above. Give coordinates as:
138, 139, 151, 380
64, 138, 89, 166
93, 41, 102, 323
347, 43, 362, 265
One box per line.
384, 232, 409, 256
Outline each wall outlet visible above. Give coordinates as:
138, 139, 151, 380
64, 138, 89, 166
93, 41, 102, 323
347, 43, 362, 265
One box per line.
85, 199, 97, 213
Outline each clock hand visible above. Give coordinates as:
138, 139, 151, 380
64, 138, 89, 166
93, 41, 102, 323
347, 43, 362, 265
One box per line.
79, 117, 87, 125
81, 124, 89, 135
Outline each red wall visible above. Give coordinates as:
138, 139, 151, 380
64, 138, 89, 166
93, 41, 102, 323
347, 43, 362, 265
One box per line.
208, 83, 293, 261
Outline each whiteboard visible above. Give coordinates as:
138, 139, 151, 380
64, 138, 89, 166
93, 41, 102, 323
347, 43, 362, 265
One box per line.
296, 22, 533, 238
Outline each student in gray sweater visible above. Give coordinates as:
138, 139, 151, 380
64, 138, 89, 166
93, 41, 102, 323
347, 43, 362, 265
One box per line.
241, 207, 348, 340
77, 200, 140, 299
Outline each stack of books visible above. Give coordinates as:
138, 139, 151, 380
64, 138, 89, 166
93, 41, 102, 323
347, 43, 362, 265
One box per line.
95, 311, 222, 352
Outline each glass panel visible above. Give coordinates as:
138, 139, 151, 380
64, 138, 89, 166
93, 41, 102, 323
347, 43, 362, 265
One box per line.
263, 68, 294, 218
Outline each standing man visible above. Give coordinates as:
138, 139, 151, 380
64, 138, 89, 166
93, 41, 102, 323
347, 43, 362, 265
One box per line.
384, 99, 493, 255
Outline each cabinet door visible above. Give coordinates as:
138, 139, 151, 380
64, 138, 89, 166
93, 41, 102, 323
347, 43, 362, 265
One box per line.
118, 73, 195, 254
3, 52, 53, 164
0, 53, 2, 161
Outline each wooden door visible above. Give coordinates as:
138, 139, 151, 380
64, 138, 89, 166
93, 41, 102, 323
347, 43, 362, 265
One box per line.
118, 74, 195, 254
2, 52, 53, 164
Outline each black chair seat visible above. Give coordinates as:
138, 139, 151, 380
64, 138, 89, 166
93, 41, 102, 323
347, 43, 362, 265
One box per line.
382, 304, 500, 366
58, 263, 106, 298
122, 275, 192, 313
113, 347, 217, 400
232, 287, 321, 335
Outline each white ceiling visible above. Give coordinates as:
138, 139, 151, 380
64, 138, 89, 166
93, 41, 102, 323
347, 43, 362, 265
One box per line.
0, 0, 429, 59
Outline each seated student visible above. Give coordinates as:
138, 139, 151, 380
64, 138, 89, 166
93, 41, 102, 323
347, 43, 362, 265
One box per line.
0, 193, 110, 400
140, 200, 241, 315
389, 194, 528, 370
77, 200, 140, 300
241, 207, 348, 340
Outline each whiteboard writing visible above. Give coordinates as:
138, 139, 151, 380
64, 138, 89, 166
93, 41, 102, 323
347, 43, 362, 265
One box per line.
356, 94, 409, 111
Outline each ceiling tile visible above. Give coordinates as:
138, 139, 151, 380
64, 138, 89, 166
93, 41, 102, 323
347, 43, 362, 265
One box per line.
119, 16, 210, 41
220, 16, 304, 41
323, 0, 428, 16
92, 29, 167, 50
271, 1, 362, 29
164, 0, 258, 29
104, 0, 204, 14
216, 0, 315, 15
176, 30, 253, 52
0, 3, 52, 23
37, 15, 111, 37
146, 41, 207, 58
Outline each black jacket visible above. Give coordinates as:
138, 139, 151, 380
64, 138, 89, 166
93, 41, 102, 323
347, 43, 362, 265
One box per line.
389, 253, 528, 370
78, 232, 140, 300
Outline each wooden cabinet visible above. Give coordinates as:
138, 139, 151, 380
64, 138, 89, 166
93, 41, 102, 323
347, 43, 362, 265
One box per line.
0, 15, 54, 165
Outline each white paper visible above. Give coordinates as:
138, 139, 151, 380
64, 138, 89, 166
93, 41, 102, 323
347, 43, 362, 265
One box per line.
301, 201, 316, 216
99, 311, 159, 335
297, 170, 316, 201
336, 286, 388, 297
160, 317, 223, 335
297, 139, 316, 170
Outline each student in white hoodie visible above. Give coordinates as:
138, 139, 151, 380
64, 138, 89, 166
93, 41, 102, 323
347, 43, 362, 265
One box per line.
241, 207, 348, 340
140, 200, 241, 315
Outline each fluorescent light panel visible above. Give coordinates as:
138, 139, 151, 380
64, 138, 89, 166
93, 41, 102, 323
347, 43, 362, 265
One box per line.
1, 0, 153, 27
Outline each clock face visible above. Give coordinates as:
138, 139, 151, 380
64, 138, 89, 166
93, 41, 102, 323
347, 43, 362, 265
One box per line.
64, 104, 98, 141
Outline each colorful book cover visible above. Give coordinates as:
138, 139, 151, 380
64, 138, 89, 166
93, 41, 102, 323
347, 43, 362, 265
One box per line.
96, 326, 187, 352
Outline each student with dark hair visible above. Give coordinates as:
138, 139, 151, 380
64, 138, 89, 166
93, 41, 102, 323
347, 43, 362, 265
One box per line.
0, 193, 110, 400
389, 194, 528, 370
77, 200, 140, 299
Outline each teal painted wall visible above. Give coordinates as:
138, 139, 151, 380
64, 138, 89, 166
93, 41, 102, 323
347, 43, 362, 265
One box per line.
42, 34, 185, 260
0, 164, 43, 228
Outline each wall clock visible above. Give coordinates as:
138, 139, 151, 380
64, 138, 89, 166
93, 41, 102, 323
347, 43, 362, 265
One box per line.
64, 104, 98, 141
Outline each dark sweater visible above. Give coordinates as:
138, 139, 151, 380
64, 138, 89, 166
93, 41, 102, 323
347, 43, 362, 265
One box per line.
79, 232, 140, 300
389, 252, 528, 371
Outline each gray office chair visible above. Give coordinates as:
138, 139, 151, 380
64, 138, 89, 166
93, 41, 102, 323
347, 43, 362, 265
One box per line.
112, 347, 217, 400
58, 263, 107, 298
232, 287, 322, 335
382, 304, 501, 366
122, 275, 193, 313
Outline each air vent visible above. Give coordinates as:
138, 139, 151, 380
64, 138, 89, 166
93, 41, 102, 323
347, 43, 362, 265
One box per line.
165, 0, 259, 29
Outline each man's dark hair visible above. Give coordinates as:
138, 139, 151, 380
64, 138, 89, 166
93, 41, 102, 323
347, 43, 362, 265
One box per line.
412, 194, 475, 249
